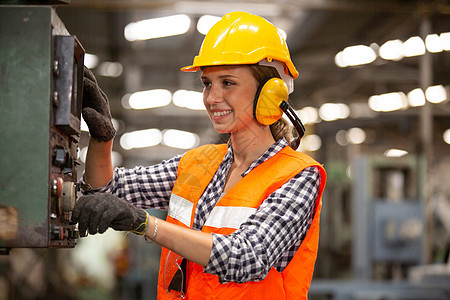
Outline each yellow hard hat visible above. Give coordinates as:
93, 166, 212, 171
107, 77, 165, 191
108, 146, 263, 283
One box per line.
181, 11, 299, 79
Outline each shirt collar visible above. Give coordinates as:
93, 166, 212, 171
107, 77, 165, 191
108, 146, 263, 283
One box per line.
225, 138, 289, 177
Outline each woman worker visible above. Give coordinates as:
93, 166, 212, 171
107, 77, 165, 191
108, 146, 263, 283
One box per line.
72, 11, 326, 300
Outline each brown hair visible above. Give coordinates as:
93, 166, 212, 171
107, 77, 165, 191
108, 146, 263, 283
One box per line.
248, 65, 294, 144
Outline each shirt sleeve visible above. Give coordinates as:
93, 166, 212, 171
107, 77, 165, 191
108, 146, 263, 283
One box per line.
204, 166, 321, 283
81, 154, 182, 210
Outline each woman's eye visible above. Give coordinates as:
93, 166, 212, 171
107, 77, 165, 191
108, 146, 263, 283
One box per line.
202, 81, 211, 88
223, 80, 234, 86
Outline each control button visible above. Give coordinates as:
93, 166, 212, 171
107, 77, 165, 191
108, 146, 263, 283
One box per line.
51, 226, 64, 240
68, 229, 79, 240
53, 146, 67, 166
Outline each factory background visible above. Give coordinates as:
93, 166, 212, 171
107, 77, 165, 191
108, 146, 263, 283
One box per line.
0, 0, 449, 299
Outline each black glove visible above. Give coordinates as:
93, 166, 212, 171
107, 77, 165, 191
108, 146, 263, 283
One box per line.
82, 67, 116, 142
71, 193, 148, 236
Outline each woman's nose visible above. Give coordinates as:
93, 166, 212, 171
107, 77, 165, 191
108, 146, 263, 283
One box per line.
204, 84, 222, 105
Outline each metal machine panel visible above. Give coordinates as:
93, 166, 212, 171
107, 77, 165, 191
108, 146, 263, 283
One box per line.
0, 6, 83, 250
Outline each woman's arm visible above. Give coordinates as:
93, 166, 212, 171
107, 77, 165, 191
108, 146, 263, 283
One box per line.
146, 217, 213, 267
84, 138, 114, 188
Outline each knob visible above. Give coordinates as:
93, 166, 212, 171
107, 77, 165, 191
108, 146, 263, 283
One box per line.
60, 181, 75, 213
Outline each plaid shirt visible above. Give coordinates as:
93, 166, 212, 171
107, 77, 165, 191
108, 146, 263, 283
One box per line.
89, 138, 321, 284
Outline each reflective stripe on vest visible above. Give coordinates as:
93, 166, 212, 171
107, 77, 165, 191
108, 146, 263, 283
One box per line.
157, 143, 327, 300
168, 193, 193, 227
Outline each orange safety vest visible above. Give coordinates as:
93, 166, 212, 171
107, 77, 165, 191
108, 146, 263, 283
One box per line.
157, 144, 327, 300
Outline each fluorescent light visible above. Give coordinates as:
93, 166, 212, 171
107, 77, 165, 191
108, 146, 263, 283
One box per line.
336, 130, 348, 146
384, 149, 408, 157
120, 129, 162, 150
173, 90, 205, 110
379, 39, 404, 61
443, 129, 450, 144
84, 53, 99, 69
296, 106, 319, 124
440, 32, 450, 51
97, 62, 123, 77
346, 127, 366, 144
298, 134, 322, 152
403, 36, 426, 57
124, 14, 191, 41
197, 15, 221, 35
319, 103, 350, 121
162, 129, 199, 149
407, 88, 426, 107
368, 92, 408, 112
335, 45, 376, 67
425, 34, 443, 53
425, 85, 447, 103
126, 89, 172, 110
334, 51, 347, 67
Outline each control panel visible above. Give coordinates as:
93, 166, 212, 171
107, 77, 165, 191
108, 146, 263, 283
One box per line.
0, 6, 84, 251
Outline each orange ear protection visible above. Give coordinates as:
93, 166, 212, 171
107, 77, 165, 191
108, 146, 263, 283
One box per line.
253, 78, 306, 150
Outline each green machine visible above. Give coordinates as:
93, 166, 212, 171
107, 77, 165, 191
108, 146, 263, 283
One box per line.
0, 4, 84, 252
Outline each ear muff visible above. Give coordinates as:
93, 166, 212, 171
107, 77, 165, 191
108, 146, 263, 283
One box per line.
253, 78, 288, 125
254, 77, 306, 150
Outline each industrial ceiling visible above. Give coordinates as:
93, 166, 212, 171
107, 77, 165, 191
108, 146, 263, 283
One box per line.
55, 0, 450, 167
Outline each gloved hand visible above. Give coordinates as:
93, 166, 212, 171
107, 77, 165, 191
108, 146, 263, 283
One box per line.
82, 67, 116, 142
71, 193, 148, 236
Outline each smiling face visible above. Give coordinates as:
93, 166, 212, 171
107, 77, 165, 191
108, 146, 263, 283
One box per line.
201, 65, 260, 134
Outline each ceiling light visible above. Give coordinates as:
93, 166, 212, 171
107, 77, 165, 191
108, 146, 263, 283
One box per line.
336, 130, 348, 146
319, 103, 350, 121
173, 90, 205, 110
334, 51, 347, 67
97, 62, 123, 77
407, 88, 426, 107
443, 129, 450, 144
379, 39, 404, 61
425, 34, 443, 53
124, 14, 191, 41
126, 89, 172, 110
368, 92, 408, 112
298, 134, 322, 152
120, 129, 162, 150
197, 15, 221, 35
335, 45, 376, 67
84, 53, 99, 69
425, 85, 447, 103
384, 149, 408, 157
403, 36, 426, 57
296, 106, 319, 124
346, 127, 366, 144
162, 129, 200, 149
440, 32, 450, 50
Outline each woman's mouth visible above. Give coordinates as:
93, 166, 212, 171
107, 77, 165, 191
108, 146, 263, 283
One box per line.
212, 110, 232, 117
